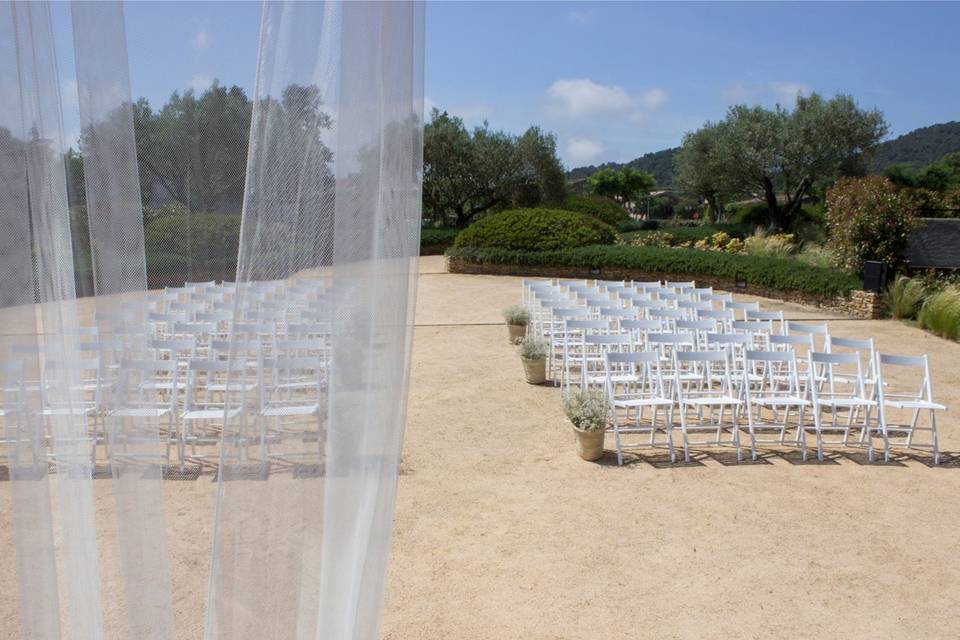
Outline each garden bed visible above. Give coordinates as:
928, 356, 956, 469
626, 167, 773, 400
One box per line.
445, 244, 881, 318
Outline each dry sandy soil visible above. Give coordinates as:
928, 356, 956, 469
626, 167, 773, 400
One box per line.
3, 255, 960, 638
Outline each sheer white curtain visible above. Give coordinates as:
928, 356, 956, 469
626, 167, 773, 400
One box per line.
0, 1, 424, 637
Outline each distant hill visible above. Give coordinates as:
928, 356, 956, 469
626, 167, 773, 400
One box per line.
567, 147, 679, 189
568, 121, 960, 188
868, 121, 960, 172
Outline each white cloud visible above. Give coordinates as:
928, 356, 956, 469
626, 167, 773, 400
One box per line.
565, 10, 592, 24
638, 87, 668, 110
565, 137, 605, 165
192, 29, 210, 51
547, 78, 667, 120
547, 78, 632, 117
188, 73, 212, 93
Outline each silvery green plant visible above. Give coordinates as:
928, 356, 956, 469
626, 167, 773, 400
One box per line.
503, 304, 529, 326
562, 389, 609, 432
517, 335, 548, 360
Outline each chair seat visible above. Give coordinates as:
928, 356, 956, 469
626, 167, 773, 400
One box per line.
39, 406, 95, 417
111, 407, 171, 418
613, 397, 672, 408
884, 400, 945, 411
207, 382, 258, 392
682, 396, 741, 406
182, 407, 241, 420
262, 404, 319, 417
814, 398, 876, 408
753, 395, 809, 406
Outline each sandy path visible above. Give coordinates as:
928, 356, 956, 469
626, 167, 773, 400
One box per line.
2, 255, 960, 638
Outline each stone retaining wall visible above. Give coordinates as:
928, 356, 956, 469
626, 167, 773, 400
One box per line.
446, 256, 884, 320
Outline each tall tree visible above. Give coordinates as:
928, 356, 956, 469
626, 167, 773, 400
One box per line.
421, 109, 567, 227
133, 82, 252, 213
588, 166, 655, 206
675, 93, 887, 231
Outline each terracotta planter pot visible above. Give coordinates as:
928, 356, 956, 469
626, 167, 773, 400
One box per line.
521, 357, 546, 384
574, 428, 605, 461
507, 323, 527, 343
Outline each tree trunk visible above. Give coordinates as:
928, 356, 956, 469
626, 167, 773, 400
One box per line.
779, 178, 812, 231
762, 177, 783, 232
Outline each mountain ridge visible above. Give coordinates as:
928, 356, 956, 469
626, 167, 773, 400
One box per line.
567, 121, 960, 188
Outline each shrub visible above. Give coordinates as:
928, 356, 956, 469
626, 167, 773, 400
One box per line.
743, 230, 796, 258
825, 176, 920, 274
562, 389, 609, 432
796, 244, 835, 269
628, 230, 674, 248
561, 195, 632, 229
918, 286, 960, 339
502, 304, 529, 326
420, 227, 459, 251
886, 276, 926, 320
452, 208, 617, 251
517, 335, 548, 360
144, 211, 241, 266
447, 244, 862, 298
728, 201, 770, 226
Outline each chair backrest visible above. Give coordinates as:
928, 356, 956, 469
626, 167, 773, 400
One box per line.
724, 300, 760, 320
786, 321, 830, 351
744, 349, 802, 396
809, 351, 865, 397
828, 336, 876, 379
675, 348, 733, 394
876, 353, 934, 404
604, 350, 665, 400
746, 309, 785, 333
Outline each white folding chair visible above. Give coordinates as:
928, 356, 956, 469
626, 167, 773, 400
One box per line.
746, 309, 785, 335
580, 334, 632, 390
875, 354, 944, 464
604, 351, 674, 465
724, 300, 760, 321
561, 319, 611, 390
807, 351, 877, 462
674, 349, 743, 462
741, 350, 810, 461
109, 359, 179, 469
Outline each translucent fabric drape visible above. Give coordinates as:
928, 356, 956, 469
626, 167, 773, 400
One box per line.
0, 0, 424, 638
207, 2, 425, 637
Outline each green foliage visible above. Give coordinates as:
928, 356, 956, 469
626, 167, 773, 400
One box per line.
625, 223, 751, 246
869, 121, 960, 173
825, 175, 919, 274
886, 276, 926, 320
422, 110, 566, 227
447, 244, 862, 298
796, 244, 836, 269
144, 211, 241, 281
420, 228, 459, 252
567, 148, 678, 189
743, 230, 797, 258
452, 208, 617, 252
587, 167, 655, 203
918, 286, 960, 340
675, 92, 888, 230
133, 82, 255, 211
502, 304, 530, 326
517, 335, 548, 360
561, 195, 631, 228
562, 389, 609, 432
728, 201, 771, 226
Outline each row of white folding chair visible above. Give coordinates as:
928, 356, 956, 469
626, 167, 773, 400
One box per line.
603, 347, 941, 465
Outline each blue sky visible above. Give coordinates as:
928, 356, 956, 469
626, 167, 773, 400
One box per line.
52, 1, 960, 168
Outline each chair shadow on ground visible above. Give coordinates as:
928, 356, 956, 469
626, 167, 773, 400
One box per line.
594, 447, 958, 469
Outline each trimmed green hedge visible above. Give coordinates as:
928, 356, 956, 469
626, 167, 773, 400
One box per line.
560, 195, 632, 229
420, 228, 459, 253
447, 244, 862, 298
453, 208, 617, 252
